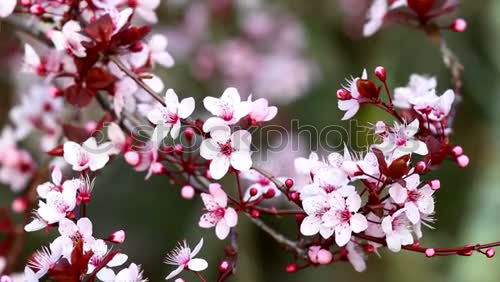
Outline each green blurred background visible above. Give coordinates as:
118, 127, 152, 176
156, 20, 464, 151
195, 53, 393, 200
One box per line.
2, 0, 500, 281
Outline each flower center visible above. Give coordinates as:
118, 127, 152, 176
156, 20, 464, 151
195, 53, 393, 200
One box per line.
214, 207, 226, 218
219, 142, 233, 156
339, 209, 352, 223
407, 190, 420, 202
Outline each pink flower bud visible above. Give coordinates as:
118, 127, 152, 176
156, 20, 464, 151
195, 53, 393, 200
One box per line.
173, 144, 184, 155
85, 121, 97, 133
20, 0, 32, 7
0, 275, 12, 282
12, 197, 28, 213
124, 151, 140, 166
486, 248, 496, 258
308, 246, 321, 264
336, 89, 352, 100
289, 192, 300, 202
374, 66, 387, 82
49, 87, 62, 98
107, 230, 126, 243
249, 187, 258, 196
317, 249, 333, 265
430, 179, 441, 190
204, 170, 212, 179
30, 4, 45, 15
263, 188, 276, 199
285, 178, 294, 189
415, 161, 427, 174
181, 185, 195, 200
184, 128, 195, 141
250, 209, 260, 218
285, 264, 298, 273
219, 260, 231, 272
425, 248, 436, 257
151, 162, 166, 174
451, 18, 467, 32
451, 146, 463, 157
457, 155, 470, 168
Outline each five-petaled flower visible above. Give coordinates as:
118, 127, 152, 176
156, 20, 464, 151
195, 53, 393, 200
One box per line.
322, 192, 368, 247
147, 89, 195, 140
374, 119, 428, 159
199, 183, 238, 240
389, 174, 435, 224
200, 125, 252, 180
202, 87, 251, 132
63, 137, 112, 172
164, 238, 208, 280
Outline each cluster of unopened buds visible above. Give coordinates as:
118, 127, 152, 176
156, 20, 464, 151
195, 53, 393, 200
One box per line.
0, 0, 497, 281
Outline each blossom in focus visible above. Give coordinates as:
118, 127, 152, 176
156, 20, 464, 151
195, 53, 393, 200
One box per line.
321, 192, 368, 247
87, 239, 128, 276
200, 125, 252, 180
63, 137, 112, 171
337, 69, 375, 120
389, 174, 435, 224
147, 89, 195, 139
246, 96, 278, 125
202, 87, 251, 132
164, 238, 208, 280
374, 119, 428, 159
199, 184, 238, 240
381, 208, 414, 252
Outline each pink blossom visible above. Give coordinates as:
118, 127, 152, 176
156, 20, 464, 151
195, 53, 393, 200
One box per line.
200, 125, 252, 180
202, 88, 251, 132
381, 209, 414, 252
337, 69, 367, 120
97, 263, 147, 282
246, 96, 278, 124
300, 194, 334, 238
63, 137, 111, 171
87, 239, 128, 276
49, 21, 90, 57
147, 89, 195, 139
164, 238, 208, 280
322, 192, 368, 246
199, 184, 238, 239
389, 174, 435, 224
133, 0, 160, 23
374, 119, 428, 159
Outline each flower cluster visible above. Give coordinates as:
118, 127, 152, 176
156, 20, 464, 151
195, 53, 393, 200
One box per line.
363, 0, 465, 37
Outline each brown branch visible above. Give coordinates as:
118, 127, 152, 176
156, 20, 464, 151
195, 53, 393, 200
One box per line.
108, 55, 165, 106
246, 214, 306, 259
356, 233, 500, 256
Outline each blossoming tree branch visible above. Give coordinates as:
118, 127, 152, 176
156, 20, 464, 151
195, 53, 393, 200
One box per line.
0, 0, 496, 281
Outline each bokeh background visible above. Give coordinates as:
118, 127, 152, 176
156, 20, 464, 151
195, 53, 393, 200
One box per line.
1, 0, 500, 281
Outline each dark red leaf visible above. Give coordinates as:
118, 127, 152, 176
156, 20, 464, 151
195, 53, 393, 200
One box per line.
64, 84, 95, 107
63, 124, 91, 143
84, 14, 115, 42
387, 155, 411, 179
85, 67, 116, 90
114, 26, 151, 47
